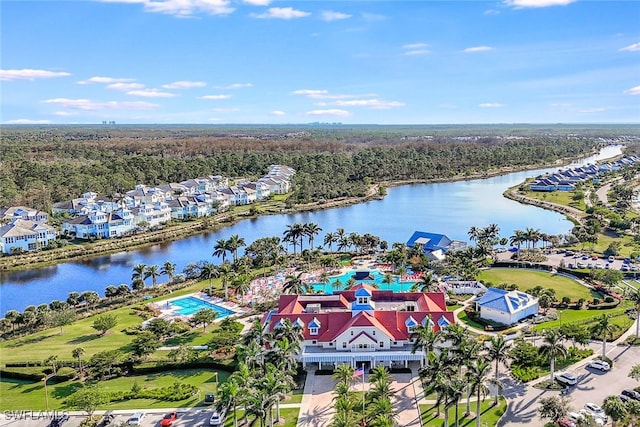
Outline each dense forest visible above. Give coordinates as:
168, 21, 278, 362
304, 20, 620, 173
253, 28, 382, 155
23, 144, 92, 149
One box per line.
2, 124, 639, 211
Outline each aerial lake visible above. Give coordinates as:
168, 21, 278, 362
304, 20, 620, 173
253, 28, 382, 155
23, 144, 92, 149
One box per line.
0, 145, 622, 315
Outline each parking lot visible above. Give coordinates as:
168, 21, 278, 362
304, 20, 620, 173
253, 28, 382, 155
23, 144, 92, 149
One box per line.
496, 248, 640, 274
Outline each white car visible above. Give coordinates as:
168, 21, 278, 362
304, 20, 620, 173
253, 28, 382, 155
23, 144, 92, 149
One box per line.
587, 360, 611, 372
127, 412, 145, 426
209, 407, 228, 426
584, 403, 605, 418
578, 409, 606, 426
556, 372, 578, 386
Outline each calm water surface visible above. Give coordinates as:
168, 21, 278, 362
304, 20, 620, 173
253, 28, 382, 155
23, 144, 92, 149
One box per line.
0, 146, 622, 314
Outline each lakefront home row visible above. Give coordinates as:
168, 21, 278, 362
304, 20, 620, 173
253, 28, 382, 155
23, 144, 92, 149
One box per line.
0, 165, 294, 254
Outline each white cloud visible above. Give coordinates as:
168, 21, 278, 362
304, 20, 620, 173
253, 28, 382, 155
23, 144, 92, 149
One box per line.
162, 81, 206, 89
479, 103, 505, 108
463, 46, 494, 53
504, 0, 576, 8
211, 107, 240, 112
292, 89, 329, 97
127, 89, 177, 98
1, 69, 71, 81
334, 99, 405, 109
5, 119, 53, 124
403, 49, 430, 56
53, 111, 80, 116
402, 43, 429, 50
98, 0, 235, 17
270, 110, 286, 116
243, 0, 270, 5
106, 82, 145, 91
42, 98, 159, 110
306, 109, 351, 117
625, 86, 640, 95
199, 94, 231, 100
579, 107, 606, 113
484, 9, 500, 15
620, 42, 640, 52
77, 76, 134, 84
214, 83, 253, 89
550, 102, 572, 108
207, 117, 222, 122
321, 11, 352, 21
252, 7, 310, 19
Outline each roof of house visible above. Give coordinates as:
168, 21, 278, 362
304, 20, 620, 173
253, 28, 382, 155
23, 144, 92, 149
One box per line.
475, 287, 538, 314
406, 231, 454, 252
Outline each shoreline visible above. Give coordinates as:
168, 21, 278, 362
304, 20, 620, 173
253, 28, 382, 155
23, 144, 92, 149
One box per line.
0, 151, 603, 272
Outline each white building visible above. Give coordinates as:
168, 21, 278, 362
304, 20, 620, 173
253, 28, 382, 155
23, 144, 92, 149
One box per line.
474, 288, 539, 325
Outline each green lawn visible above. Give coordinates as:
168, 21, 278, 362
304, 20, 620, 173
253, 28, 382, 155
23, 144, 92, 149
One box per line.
421, 397, 506, 426
0, 369, 228, 411
522, 189, 586, 211
531, 304, 632, 331
0, 278, 230, 365
223, 408, 299, 427
477, 269, 595, 301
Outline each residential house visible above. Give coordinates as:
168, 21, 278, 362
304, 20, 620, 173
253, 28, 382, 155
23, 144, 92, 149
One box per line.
0, 206, 49, 224
0, 219, 57, 254
406, 231, 466, 259
474, 287, 539, 325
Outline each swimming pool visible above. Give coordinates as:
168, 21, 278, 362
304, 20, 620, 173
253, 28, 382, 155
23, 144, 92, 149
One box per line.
169, 296, 236, 317
310, 269, 416, 293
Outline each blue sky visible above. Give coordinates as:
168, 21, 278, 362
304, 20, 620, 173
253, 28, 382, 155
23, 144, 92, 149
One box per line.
2, 0, 639, 124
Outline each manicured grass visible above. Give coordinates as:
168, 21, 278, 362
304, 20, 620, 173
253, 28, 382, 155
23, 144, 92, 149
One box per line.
456, 311, 486, 331
477, 269, 595, 301
523, 190, 587, 211
223, 408, 299, 427
0, 369, 228, 411
0, 278, 230, 365
531, 303, 633, 331
420, 397, 506, 426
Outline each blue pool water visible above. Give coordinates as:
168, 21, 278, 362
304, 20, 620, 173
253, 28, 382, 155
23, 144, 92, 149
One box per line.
170, 296, 236, 317
310, 270, 416, 293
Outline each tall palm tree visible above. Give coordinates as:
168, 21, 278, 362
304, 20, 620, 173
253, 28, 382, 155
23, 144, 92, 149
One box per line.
466, 358, 491, 427
590, 313, 618, 360
324, 232, 338, 253
213, 238, 230, 263
410, 321, 437, 368
261, 364, 291, 424
227, 234, 246, 263
539, 328, 568, 385
304, 222, 322, 251
72, 347, 85, 373
160, 261, 176, 283
199, 262, 219, 295
244, 388, 271, 427
487, 335, 511, 383
282, 272, 310, 295
131, 263, 147, 285
283, 223, 304, 254
217, 379, 240, 427
218, 261, 234, 300
628, 287, 640, 339
410, 272, 440, 292
144, 265, 161, 287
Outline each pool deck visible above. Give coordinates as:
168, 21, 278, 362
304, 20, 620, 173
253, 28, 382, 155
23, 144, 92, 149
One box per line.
150, 292, 248, 322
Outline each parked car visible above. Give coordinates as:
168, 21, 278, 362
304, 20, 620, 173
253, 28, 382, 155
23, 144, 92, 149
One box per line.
608, 256, 615, 262
577, 262, 586, 269
566, 412, 583, 424
127, 412, 145, 426
620, 393, 631, 403
622, 389, 640, 401
204, 392, 215, 404
161, 411, 178, 427
584, 403, 605, 418
578, 409, 606, 426
209, 406, 228, 426
587, 360, 611, 372
99, 413, 115, 426
556, 372, 578, 386
557, 417, 575, 427
49, 415, 70, 427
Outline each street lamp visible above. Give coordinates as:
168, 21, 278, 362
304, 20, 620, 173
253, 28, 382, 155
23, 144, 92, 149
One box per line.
41, 373, 55, 411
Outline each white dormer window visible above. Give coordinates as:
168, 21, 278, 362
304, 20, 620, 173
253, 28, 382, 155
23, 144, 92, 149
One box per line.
309, 327, 318, 335
358, 296, 369, 304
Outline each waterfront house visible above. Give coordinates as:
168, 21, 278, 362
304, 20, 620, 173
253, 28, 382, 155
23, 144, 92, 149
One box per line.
0, 206, 49, 224
167, 196, 211, 219
263, 284, 454, 370
132, 202, 171, 228
474, 287, 538, 325
406, 231, 466, 258
0, 219, 57, 254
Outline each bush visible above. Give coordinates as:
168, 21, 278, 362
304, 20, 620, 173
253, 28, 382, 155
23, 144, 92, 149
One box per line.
511, 365, 540, 382
604, 296, 615, 303
56, 367, 77, 381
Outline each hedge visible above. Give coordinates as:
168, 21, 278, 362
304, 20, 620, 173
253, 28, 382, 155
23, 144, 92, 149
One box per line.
130, 359, 236, 375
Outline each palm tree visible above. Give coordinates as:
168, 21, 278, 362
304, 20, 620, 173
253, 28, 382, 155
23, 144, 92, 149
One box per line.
487, 335, 510, 383
227, 234, 246, 263
333, 363, 357, 387
283, 223, 304, 254
324, 232, 338, 253
213, 238, 230, 263
466, 358, 491, 427
628, 287, 640, 339
282, 272, 310, 294
244, 389, 271, 427
4, 310, 19, 334
199, 262, 219, 295
217, 379, 240, 427
602, 395, 628, 427
410, 321, 437, 367
590, 313, 617, 360
539, 328, 567, 385
144, 265, 161, 286
410, 272, 440, 292
304, 222, 323, 251
72, 347, 85, 373
160, 261, 176, 283
131, 263, 147, 285
218, 261, 234, 300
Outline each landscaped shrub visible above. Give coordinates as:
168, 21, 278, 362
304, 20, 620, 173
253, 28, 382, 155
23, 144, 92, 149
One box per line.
56, 367, 77, 381
511, 365, 540, 382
